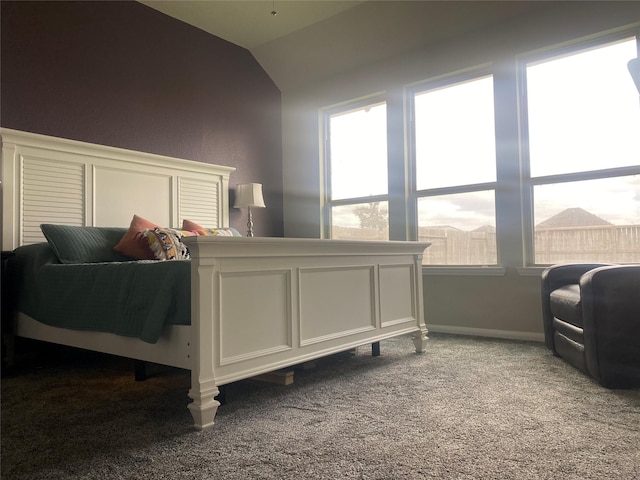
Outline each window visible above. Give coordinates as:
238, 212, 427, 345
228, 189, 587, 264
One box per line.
320, 28, 639, 270
324, 100, 389, 240
412, 75, 498, 265
523, 37, 640, 264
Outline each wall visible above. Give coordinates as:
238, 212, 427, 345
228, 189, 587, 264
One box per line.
1, 0, 283, 237
281, 2, 640, 340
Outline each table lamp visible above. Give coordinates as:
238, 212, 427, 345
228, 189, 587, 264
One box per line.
234, 183, 266, 237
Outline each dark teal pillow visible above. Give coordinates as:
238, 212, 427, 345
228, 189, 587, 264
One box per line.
40, 224, 131, 264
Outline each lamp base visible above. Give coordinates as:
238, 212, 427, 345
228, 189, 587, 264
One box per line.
246, 206, 254, 237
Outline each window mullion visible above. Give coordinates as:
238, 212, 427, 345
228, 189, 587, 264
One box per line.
493, 58, 528, 268
387, 87, 410, 241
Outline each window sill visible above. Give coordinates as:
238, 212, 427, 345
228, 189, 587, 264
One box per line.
421, 266, 550, 277
517, 267, 546, 277
422, 266, 506, 276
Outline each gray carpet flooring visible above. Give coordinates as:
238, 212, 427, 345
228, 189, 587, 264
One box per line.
1, 333, 639, 479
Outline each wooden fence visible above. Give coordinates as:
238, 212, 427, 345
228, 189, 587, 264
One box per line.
333, 225, 640, 265
535, 225, 640, 264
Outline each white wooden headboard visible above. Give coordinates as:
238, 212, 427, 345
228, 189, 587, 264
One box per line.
1, 128, 235, 250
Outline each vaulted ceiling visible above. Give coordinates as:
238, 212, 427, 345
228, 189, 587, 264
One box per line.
139, 1, 544, 91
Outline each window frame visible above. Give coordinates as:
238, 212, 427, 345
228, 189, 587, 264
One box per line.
518, 30, 640, 266
407, 70, 500, 267
319, 26, 640, 272
321, 96, 389, 240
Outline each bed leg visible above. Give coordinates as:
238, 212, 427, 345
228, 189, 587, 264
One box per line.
412, 327, 429, 353
188, 382, 220, 430
134, 360, 147, 381
371, 341, 380, 357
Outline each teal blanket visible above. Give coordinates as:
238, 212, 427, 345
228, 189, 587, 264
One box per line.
7, 243, 191, 344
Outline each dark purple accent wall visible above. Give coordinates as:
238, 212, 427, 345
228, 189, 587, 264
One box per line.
1, 1, 283, 237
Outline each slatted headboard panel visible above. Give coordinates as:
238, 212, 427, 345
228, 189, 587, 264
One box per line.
1, 128, 235, 250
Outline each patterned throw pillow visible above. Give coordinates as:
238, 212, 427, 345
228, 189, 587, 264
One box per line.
207, 227, 239, 236
140, 227, 190, 261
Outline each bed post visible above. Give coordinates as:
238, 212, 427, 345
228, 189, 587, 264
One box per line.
412, 250, 429, 353
187, 255, 220, 430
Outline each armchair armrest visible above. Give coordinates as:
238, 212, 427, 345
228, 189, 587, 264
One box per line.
541, 263, 611, 351
580, 264, 640, 387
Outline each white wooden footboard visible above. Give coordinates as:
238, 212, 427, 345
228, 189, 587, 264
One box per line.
184, 236, 430, 430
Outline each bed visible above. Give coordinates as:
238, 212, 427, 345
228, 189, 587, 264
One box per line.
1, 128, 431, 430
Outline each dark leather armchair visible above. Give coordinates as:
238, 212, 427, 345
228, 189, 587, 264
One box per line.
541, 263, 640, 388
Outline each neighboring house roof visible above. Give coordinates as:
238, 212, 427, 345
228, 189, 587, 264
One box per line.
537, 207, 612, 228
473, 225, 496, 233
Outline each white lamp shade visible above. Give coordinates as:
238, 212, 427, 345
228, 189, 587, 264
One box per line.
234, 183, 266, 208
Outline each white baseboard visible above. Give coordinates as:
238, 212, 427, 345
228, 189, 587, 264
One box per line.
426, 324, 545, 342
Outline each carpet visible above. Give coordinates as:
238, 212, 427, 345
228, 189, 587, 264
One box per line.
2, 333, 639, 479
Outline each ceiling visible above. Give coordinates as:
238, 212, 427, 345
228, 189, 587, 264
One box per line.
139, 1, 544, 91
139, 1, 367, 50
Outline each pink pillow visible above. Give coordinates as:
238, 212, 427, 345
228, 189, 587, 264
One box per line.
182, 219, 208, 236
114, 215, 159, 260
181, 219, 239, 237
